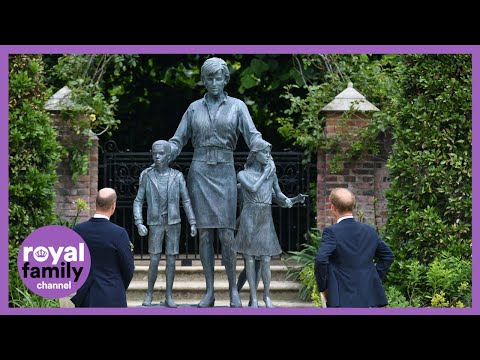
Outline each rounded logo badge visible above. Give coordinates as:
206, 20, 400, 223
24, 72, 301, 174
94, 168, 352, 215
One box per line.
17, 225, 91, 299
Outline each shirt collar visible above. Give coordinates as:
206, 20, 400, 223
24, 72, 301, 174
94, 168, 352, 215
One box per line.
337, 215, 353, 223
202, 91, 229, 104
93, 214, 110, 220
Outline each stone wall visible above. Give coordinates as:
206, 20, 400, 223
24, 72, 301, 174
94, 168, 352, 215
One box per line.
316, 112, 389, 230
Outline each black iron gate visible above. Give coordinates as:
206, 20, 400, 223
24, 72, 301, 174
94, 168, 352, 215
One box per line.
101, 140, 311, 260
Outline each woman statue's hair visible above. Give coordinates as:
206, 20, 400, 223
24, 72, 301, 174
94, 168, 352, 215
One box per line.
201, 57, 230, 83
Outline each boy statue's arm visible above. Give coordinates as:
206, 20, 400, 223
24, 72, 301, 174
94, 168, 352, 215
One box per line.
133, 169, 148, 236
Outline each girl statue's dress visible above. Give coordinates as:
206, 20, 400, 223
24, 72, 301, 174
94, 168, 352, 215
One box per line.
234, 169, 283, 257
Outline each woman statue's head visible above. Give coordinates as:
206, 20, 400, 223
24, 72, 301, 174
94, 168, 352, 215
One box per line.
201, 57, 230, 96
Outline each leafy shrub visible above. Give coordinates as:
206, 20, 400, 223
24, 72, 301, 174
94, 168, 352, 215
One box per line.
55, 198, 89, 228
9, 55, 62, 307
386, 253, 471, 307
284, 229, 321, 303
384, 55, 472, 306
385, 286, 410, 308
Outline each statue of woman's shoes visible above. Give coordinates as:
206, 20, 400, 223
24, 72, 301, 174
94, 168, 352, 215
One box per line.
198, 295, 215, 308
264, 295, 274, 308
229, 288, 242, 308
164, 298, 178, 308
142, 293, 153, 306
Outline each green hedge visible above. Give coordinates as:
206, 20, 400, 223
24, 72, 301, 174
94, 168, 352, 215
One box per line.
384, 55, 472, 307
9, 55, 62, 307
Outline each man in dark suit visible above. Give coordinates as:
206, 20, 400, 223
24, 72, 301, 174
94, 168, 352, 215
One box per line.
71, 188, 135, 307
314, 188, 395, 308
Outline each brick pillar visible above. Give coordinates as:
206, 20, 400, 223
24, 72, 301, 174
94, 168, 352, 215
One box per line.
51, 113, 98, 225
317, 112, 387, 229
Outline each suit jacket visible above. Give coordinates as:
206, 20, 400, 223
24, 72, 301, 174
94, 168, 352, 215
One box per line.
133, 167, 196, 226
71, 218, 135, 307
314, 218, 395, 307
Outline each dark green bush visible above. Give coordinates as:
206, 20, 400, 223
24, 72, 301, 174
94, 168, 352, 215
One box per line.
9, 55, 62, 308
384, 55, 472, 307
284, 229, 322, 302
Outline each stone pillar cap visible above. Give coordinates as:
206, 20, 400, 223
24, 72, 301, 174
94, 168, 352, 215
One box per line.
321, 82, 379, 112
45, 86, 93, 111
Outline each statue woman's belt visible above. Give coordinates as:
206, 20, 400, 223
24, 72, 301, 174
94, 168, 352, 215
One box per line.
193, 147, 234, 164
244, 201, 271, 205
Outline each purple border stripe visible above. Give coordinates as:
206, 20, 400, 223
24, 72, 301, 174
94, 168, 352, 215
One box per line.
2, 45, 478, 55
472, 48, 478, 310
1, 47, 8, 311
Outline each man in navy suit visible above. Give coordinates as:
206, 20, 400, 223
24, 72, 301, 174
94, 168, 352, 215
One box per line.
71, 188, 135, 307
314, 188, 395, 308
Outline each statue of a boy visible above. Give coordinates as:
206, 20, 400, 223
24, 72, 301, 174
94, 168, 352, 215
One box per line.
133, 140, 197, 307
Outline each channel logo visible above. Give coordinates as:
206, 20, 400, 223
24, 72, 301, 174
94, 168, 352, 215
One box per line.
17, 225, 91, 299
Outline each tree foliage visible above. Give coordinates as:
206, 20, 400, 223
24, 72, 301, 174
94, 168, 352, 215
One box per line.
46, 54, 139, 181
92, 54, 303, 152
276, 54, 399, 167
